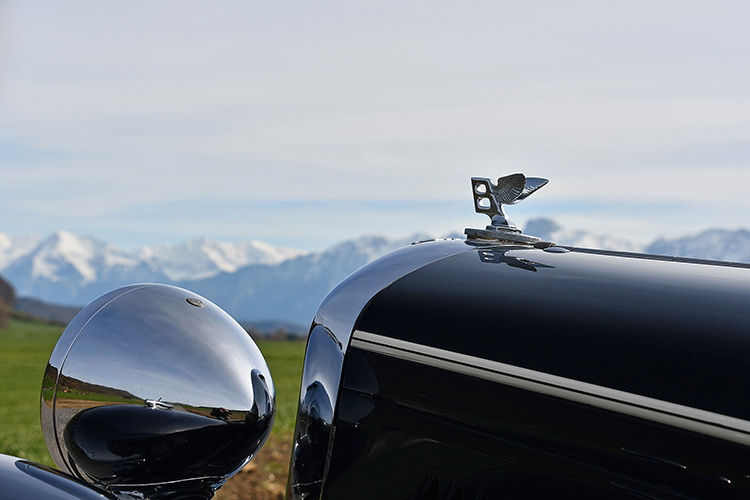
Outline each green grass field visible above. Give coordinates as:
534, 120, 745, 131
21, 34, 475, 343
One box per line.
0, 317, 306, 468
0, 317, 61, 465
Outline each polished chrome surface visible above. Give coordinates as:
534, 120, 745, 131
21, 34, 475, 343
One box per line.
41, 284, 275, 500
465, 173, 548, 243
0, 453, 117, 499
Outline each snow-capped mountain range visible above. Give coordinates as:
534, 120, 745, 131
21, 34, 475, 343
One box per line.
527, 218, 750, 263
137, 238, 307, 281
2, 219, 749, 326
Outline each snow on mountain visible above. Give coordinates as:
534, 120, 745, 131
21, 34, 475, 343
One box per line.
2, 231, 163, 304
7, 230, 138, 284
0, 231, 308, 306
139, 238, 308, 281
41, 231, 138, 283
0, 232, 42, 269
645, 229, 750, 262
524, 218, 644, 252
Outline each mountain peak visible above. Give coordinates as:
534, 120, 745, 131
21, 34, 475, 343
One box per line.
524, 218, 563, 240
646, 228, 750, 262
0, 233, 42, 269
29, 231, 104, 283
138, 238, 308, 281
44, 230, 85, 249
51, 229, 75, 239
523, 217, 643, 252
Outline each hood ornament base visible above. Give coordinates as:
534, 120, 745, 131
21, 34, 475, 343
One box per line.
465, 174, 549, 244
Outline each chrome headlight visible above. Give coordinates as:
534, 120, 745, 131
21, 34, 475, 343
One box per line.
41, 284, 274, 500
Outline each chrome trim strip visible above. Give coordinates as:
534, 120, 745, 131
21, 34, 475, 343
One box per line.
352, 330, 750, 446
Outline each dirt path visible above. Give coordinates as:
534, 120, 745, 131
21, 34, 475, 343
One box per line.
215, 434, 292, 500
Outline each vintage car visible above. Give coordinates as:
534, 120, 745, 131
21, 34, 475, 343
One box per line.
2, 174, 750, 499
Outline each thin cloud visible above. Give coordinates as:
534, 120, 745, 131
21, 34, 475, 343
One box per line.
1, 1, 749, 249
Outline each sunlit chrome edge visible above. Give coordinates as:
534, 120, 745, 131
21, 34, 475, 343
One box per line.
351, 330, 750, 447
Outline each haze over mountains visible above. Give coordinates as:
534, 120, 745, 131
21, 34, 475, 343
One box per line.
2, 219, 750, 328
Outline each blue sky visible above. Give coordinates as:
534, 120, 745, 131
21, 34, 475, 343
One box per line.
2, 1, 749, 250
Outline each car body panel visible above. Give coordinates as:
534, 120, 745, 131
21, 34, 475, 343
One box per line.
289, 240, 750, 499
355, 246, 750, 421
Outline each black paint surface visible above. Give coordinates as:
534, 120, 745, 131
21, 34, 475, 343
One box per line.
355, 247, 750, 419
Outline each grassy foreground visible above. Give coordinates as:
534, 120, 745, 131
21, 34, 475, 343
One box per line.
0, 317, 306, 468
0, 317, 61, 464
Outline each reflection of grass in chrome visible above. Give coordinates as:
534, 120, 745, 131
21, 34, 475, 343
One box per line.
0, 316, 307, 469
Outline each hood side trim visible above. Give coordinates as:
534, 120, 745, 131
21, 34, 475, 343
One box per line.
352, 330, 750, 447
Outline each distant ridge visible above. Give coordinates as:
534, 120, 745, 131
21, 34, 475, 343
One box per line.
241, 320, 308, 339
139, 237, 308, 280
645, 229, 750, 263
2, 222, 749, 329
524, 218, 643, 252
0, 231, 306, 307
13, 297, 81, 325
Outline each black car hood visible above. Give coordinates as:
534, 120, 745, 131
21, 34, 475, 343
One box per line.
354, 245, 750, 421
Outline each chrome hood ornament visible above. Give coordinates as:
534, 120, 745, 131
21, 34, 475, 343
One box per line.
465, 173, 549, 244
